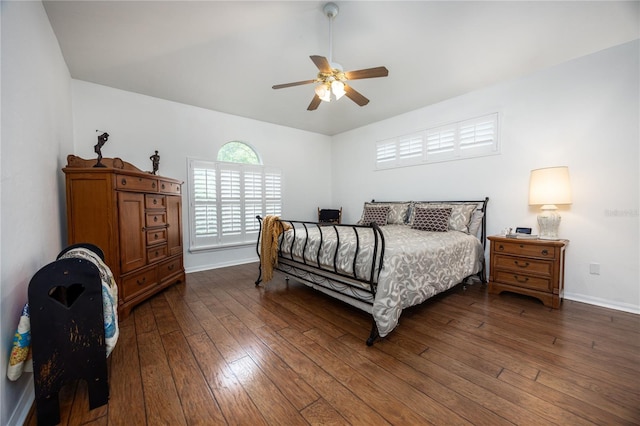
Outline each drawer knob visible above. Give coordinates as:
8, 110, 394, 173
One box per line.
162, 183, 166, 190
168, 264, 175, 271
498, 244, 504, 251
154, 233, 159, 239
121, 178, 127, 186
541, 249, 549, 256
153, 199, 157, 205
152, 182, 156, 188
514, 260, 530, 268
513, 275, 529, 283
154, 216, 158, 222
136, 277, 146, 285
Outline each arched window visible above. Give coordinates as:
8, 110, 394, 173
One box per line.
217, 141, 261, 165
188, 142, 282, 250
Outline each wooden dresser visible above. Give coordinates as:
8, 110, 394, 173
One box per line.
63, 155, 185, 317
488, 236, 568, 308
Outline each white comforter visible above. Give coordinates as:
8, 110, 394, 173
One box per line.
279, 224, 484, 337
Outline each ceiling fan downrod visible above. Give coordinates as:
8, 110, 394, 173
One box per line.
324, 2, 339, 65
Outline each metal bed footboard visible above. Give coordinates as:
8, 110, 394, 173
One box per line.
255, 216, 386, 345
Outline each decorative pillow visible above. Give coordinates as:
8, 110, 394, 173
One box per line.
411, 207, 452, 232
360, 206, 390, 226
467, 210, 484, 238
410, 202, 476, 232
358, 202, 410, 225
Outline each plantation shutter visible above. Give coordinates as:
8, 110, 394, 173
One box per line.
189, 159, 283, 250
458, 114, 498, 156
398, 133, 424, 163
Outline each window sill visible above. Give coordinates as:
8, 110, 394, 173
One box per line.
189, 241, 255, 254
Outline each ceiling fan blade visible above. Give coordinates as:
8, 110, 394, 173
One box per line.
272, 80, 316, 90
344, 66, 389, 80
307, 95, 322, 111
344, 85, 369, 107
310, 55, 332, 73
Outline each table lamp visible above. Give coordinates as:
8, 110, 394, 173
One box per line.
528, 166, 572, 240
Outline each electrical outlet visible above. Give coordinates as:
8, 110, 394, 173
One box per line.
589, 263, 600, 275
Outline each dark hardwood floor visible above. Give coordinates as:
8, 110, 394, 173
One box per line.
26, 262, 640, 425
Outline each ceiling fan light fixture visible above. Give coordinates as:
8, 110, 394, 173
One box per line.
331, 80, 346, 100
315, 83, 331, 102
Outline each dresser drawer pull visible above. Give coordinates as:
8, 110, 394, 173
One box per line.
154, 233, 159, 240
121, 178, 127, 186
152, 182, 156, 189
136, 277, 146, 286
498, 244, 504, 251
514, 260, 530, 268
153, 216, 158, 222
153, 198, 158, 205
162, 183, 166, 190
168, 264, 175, 271
513, 275, 529, 283
541, 249, 549, 256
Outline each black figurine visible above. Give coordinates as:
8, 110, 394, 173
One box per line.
150, 150, 160, 175
94, 132, 109, 168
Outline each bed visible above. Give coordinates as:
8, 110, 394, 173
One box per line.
255, 197, 489, 345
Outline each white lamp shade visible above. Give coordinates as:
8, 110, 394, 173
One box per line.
528, 166, 572, 206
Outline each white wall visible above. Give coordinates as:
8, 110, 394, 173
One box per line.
71, 80, 333, 272
332, 40, 640, 313
0, 1, 74, 424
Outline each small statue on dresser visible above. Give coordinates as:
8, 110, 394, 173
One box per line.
149, 150, 160, 175
93, 132, 109, 168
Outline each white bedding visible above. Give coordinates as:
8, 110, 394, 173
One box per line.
278, 224, 484, 337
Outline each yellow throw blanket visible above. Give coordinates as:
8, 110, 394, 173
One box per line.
261, 215, 290, 282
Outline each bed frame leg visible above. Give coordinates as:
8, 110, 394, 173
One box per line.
255, 263, 262, 286
366, 320, 379, 346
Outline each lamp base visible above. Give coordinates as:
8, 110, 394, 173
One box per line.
537, 205, 561, 240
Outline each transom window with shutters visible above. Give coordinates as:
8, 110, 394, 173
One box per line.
375, 112, 499, 169
188, 142, 282, 250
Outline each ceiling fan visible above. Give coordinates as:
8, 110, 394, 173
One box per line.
272, 2, 389, 111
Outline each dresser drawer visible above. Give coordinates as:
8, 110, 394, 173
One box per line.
159, 256, 183, 282
159, 180, 181, 195
147, 244, 168, 263
493, 241, 556, 259
145, 194, 166, 209
494, 270, 551, 292
146, 212, 167, 227
122, 267, 157, 301
494, 254, 552, 276
116, 174, 158, 192
146, 228, 167, 246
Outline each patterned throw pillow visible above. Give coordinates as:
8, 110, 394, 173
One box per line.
411, 207, 452, 232
360, 206, 390, 226
358, 202, 410, 225
410, 202, 476, 232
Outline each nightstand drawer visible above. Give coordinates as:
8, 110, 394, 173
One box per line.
493, 241, 556, 259
494, 255, 552, 276
494, 270, 551, 291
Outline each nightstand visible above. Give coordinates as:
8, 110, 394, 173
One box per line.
488, 236, 568, 308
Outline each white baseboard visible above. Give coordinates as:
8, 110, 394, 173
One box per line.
564, 292, 640, 315
184, 256, 258, 274
7, 379, 34, 426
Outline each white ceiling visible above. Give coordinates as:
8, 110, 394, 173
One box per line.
43, 1, 639, 136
